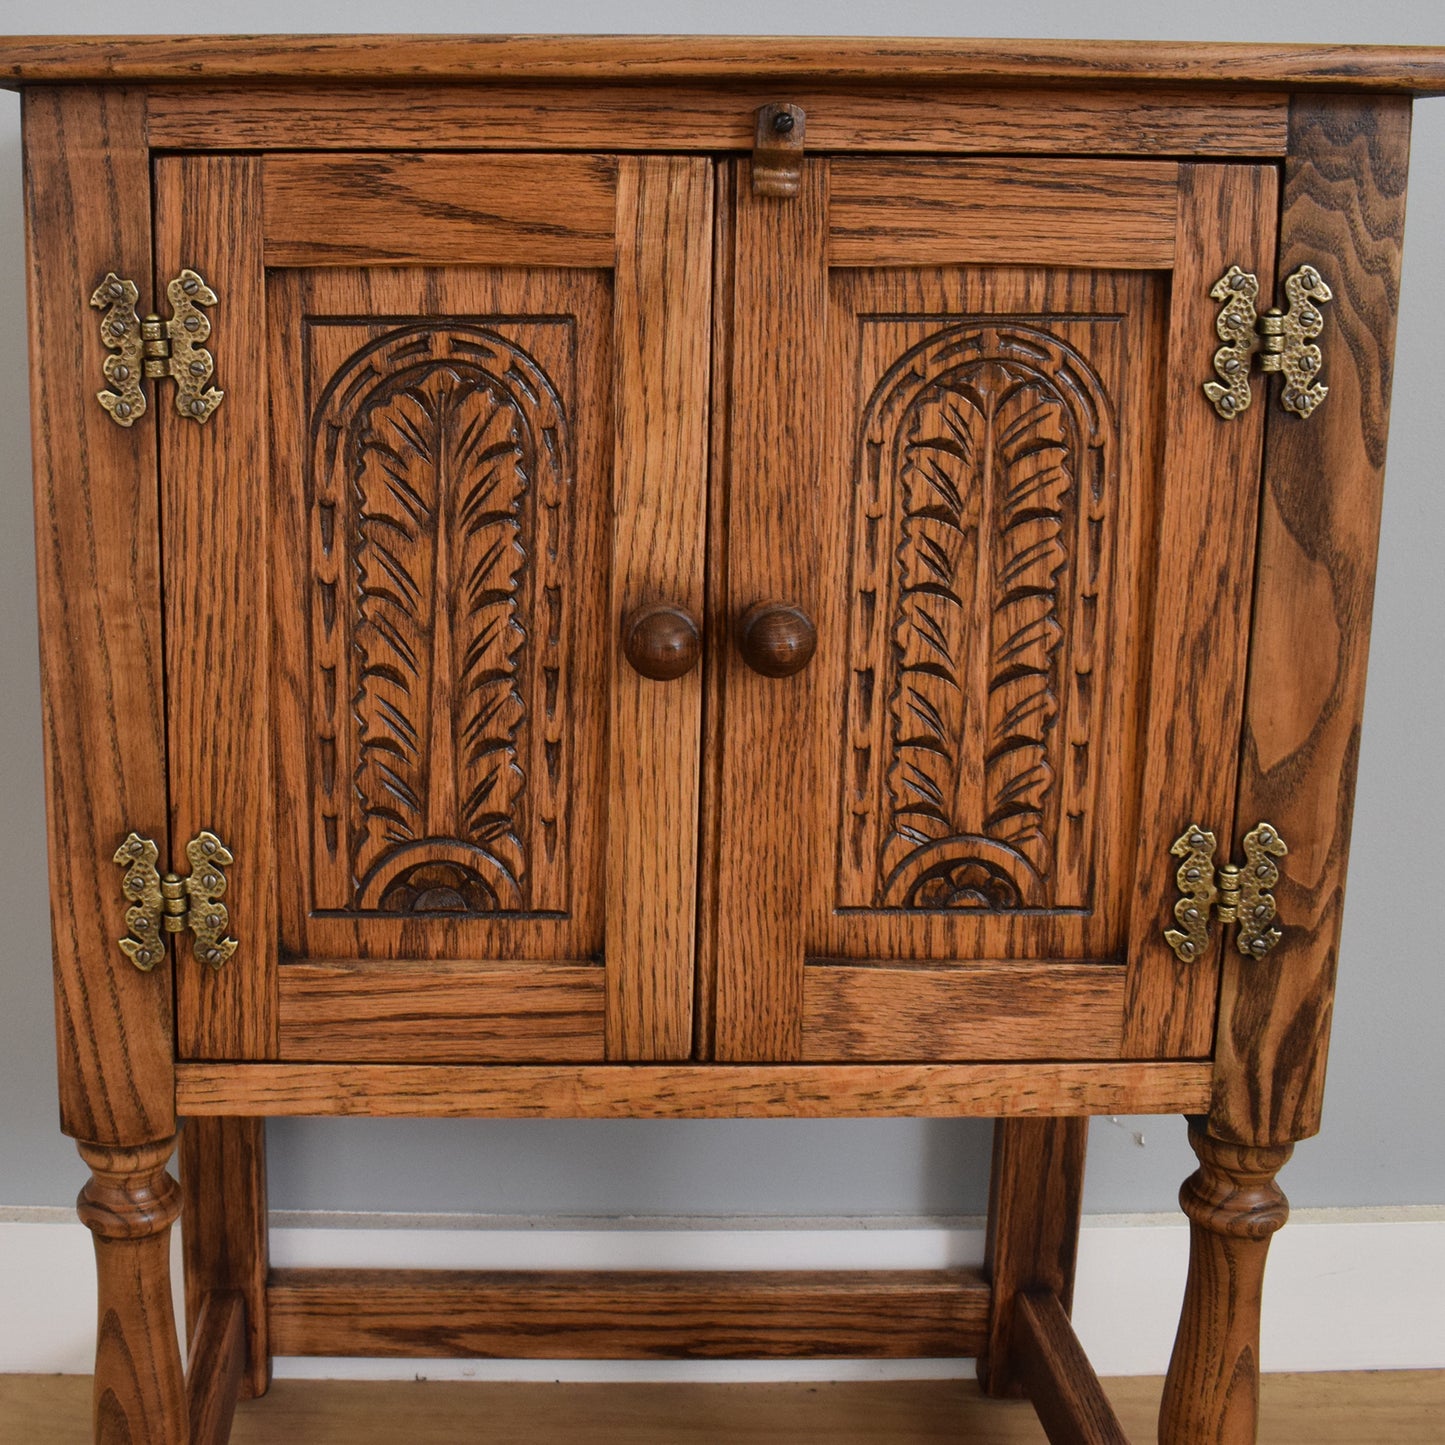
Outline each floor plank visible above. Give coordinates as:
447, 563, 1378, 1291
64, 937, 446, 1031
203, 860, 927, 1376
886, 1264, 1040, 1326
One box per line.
1, 1371, 1441, 1444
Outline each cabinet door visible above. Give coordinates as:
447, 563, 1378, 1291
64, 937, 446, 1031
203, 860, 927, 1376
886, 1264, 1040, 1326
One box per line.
159, 154, 712, 1063
709, 158, 1278, 1063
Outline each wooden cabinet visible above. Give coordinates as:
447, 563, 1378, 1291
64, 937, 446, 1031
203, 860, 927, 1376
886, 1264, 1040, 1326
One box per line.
9, 35, 1444, 1445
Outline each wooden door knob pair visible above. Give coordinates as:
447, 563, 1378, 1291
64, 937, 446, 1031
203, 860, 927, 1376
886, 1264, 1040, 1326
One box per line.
621, 601, 816, 681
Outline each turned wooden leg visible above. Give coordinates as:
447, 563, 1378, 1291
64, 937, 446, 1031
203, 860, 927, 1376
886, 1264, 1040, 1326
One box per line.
1159, 1119, 1292, 1445
76, 1136, 187, 1445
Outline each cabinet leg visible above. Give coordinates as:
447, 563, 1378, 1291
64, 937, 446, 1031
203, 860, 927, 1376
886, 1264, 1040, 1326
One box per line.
181, 1116, 271, 1397
76, 1136, 187, 1445
1159, 1119, 1292, 1445
978, 1116, 1089, 1397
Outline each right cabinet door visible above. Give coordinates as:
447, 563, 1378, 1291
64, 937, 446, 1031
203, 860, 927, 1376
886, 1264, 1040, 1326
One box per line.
709, 156, 1280, 1064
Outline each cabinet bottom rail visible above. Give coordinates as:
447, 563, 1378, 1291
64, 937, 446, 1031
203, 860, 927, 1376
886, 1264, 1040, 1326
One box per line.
266, 1266, 991, 1360
175, 1061, 1212, 1118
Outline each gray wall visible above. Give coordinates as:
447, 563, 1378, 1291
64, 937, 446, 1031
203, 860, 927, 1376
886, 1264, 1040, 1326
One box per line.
2, 1, 1441, 1220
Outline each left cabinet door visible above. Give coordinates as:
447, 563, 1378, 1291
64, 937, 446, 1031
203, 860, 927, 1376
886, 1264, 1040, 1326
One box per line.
157, 153, 713, 1064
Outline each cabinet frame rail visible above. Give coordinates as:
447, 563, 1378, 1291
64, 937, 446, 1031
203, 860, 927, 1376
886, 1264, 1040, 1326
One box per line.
175, 1061, 1213, 1118
266, 1267, 991, 1359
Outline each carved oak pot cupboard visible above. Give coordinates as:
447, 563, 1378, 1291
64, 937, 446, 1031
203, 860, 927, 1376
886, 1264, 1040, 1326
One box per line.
7, 33, 1444, 1445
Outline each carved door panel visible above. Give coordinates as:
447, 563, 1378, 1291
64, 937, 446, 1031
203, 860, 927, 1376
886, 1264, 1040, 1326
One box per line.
709, 158, 1279, 1063
159, 153, 712, 1063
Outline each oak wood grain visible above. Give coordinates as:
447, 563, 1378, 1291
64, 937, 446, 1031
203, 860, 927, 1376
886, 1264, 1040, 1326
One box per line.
710, 159, 829, 1061
1213, 96, 1413, 1148
76, 1138, 186, 1445
802, 966, 1124, 1061
174, 1061, 1213, 1118
829, 159, 1179, 269
267, 1267, 989, 1360
179, 1118, 270, 1399
261, 154, 618, 268
1159, 1122, 1293, 1445
979, 1120, 1089, 1399
277, 962, 605, 1062
3, 35, 1444, 91
155, 154, 278, 1062
185, 1290, 245, 1445
145, 83, 1291, 157
1015, 1290, 1130, 1445
605, 157, 712, 1061
23, 86, 174, 1145
1120, 163, 1279, 1060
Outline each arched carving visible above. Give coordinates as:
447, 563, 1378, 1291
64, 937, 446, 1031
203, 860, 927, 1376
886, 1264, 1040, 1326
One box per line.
310, 325, 571, 914
840, 323, 1114, 911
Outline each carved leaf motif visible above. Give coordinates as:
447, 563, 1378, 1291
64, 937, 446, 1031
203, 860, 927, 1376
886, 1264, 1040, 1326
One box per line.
982, 371, 1069, 871
879, 354, 1074, 902
350, 367, 528, 898
885, 385, 981, 855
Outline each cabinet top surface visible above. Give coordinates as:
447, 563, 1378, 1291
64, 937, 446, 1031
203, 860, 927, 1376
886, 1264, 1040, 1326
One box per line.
2, 33, 1445, 93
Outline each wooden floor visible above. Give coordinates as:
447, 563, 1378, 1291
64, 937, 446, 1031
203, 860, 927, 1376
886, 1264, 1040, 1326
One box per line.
2, 1371, 1441, 1443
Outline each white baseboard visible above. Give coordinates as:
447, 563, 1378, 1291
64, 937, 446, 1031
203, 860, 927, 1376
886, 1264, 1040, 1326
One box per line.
2, 1207, 1441, 1381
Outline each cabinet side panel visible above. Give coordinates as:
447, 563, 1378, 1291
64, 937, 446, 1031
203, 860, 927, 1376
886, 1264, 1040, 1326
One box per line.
155, 156, 277, 1060
1213, 96, 1411, 1146
23, 87, 174, 1142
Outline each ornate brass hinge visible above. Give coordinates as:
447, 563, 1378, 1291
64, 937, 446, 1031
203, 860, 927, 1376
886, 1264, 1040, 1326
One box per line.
752, 103, 806, 196
90, 269, 223, 427
114, 831, 238, 972
1204, 264, 1332, 420
1164, 822, 1288, 964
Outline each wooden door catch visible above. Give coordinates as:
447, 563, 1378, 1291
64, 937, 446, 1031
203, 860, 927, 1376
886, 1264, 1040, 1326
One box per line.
752, 103, 806, 196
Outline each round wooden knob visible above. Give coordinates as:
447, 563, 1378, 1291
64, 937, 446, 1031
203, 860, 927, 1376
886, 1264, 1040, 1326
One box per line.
736, 601, 817, 678
622, 603, 701, 681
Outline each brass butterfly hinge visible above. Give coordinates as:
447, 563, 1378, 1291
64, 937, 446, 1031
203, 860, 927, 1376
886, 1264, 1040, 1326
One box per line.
1204, 264, 1332, 420
114, 831, 238, 972
90, 268, 224, 427
752, 103, 806, 196
1164, 822, 1288, 964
